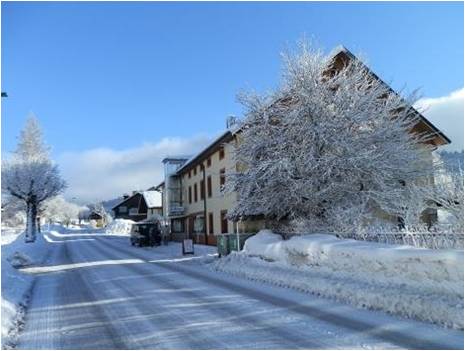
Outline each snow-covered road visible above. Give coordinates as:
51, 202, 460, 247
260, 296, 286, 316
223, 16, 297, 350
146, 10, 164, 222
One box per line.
17, 230, 463, 349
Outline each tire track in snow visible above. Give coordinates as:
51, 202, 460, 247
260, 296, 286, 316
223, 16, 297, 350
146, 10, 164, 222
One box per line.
93, 237, 318, 349
101, 237, 461, 350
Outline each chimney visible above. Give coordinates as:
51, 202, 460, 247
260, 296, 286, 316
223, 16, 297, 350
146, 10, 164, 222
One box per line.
226, 115, 239, 129
123, 193, 130, 199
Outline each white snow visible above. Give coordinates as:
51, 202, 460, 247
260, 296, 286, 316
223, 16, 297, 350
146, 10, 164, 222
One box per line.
212, 230, 464, 329
104, 218, 135, 236
9, 226, 463, 349
141, 191, 161, 208
1, 228, 50, 348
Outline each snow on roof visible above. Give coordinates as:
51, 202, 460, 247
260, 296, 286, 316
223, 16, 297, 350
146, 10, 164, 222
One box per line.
328, 44, 351, 59
162, 155, 191, 163
141, 191, 161, 208
111, 190, 161, 210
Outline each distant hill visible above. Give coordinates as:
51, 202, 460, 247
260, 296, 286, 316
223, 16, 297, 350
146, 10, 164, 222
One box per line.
101, 197, 124, 213
439, 150, 464, 173
85, 197, 124, 215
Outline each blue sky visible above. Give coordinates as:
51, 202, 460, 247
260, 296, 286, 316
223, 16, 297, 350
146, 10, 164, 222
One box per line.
2, 1, 463, 203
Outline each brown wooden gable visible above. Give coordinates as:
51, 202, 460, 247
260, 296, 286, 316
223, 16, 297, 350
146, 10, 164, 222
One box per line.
330, 48, 450, 147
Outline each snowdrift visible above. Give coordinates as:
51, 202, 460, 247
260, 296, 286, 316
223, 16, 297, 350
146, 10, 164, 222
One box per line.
1, 230, 50, 348
213, 230, 464, 329
104, 219, 135, 236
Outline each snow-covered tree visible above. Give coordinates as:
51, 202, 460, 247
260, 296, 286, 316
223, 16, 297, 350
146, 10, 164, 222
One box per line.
429, 159, 464, 233
87, 202, 111, 226
1, 194, 26, 227
42, 196, 83, 227
78, 208, 91, 224
226, 42, 436, 231
2, 116, 66, 242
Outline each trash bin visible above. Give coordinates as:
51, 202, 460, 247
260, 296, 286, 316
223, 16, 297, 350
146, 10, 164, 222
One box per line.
216, 235, 230, 257
228, 233, 253, 252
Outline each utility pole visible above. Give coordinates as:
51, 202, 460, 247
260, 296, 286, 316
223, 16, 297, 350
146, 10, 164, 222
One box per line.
201, 163, 208, 245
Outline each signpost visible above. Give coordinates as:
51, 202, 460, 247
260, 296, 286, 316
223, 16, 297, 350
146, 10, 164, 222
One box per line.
182, 239, 194, 255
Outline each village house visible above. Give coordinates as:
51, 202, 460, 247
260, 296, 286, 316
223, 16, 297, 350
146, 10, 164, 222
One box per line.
88, 211, 105, 227
155, 46, 450, 245
112, 190, 162, 222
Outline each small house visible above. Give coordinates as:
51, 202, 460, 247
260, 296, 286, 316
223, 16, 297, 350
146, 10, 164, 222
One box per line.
88, 211, 105, 227
112, 190, 162, 222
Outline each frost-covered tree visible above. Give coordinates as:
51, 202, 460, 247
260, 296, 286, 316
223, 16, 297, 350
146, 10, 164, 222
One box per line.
1, 194, 26, 227
78, 208, 91, 224
87, 202, 111, 226
226, 42, 436, 230
429, 160, 464, 233
2, 116, 66, 242
42, 196, 83, 227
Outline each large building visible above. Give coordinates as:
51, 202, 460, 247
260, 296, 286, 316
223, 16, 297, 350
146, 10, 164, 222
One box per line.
155, 46, 450, 245
154, 128, 263, 245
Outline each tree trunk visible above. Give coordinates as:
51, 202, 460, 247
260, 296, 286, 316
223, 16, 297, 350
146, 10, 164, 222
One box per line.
25, 201, 37, 243
37, 216, 41, 233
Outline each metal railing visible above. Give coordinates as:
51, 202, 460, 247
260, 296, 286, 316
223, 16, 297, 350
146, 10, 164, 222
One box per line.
337, 231, 464, 250
279, 230, 464, 250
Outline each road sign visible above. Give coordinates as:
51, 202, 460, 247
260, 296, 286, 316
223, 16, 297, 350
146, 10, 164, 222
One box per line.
182, 239, 194, 255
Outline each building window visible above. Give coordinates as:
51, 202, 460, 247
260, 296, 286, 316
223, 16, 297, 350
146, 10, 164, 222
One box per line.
193, 167, 197, 176
207, 157, 211, 167
200, 179, 205, 200
119, 206, 127, 213
220, 168, 225, 187
220, 210, 228, 234
219, 147, 225, 160
188, 170, 191, 178
194, 216, 205, 233
188, 186, 192, 204
207, 176, 212, 198
172, 219, 184, 233
194, 183, 198, 202
208, 212, 214, 234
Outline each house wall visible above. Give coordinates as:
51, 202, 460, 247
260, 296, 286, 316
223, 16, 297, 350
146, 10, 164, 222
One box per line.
179, 140, 238, 241
161, 137, 266, 245
148, 207, 163, 218
113, 193, 148, 222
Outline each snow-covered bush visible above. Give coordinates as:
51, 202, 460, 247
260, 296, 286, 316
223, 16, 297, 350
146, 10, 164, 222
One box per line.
226, 41, 437, 233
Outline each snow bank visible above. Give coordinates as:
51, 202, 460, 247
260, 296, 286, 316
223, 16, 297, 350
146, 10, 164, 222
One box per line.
212, 230, 464, 329
104, 219, 135, 236
1, 229, 50, 348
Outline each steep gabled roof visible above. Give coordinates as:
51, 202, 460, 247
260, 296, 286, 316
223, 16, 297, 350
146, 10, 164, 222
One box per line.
111, 190, 161, 210
174, 130, 234, 175
157, 46, 450, 179
141, 191, 161, 208
329, 46, 450, 146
